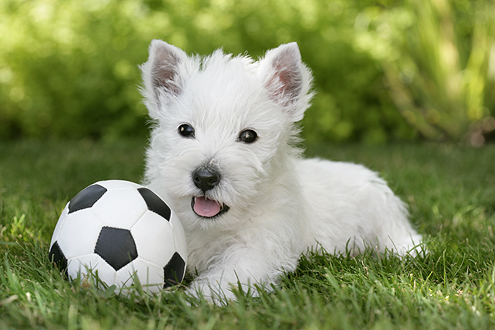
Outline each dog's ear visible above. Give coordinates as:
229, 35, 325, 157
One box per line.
260, 42, 314, 122
140, 40, 188, 118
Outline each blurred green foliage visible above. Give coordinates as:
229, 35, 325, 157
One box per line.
355, 0, 495, 145
0, 0, 494, 143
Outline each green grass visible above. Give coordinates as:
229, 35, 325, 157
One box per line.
1, 139, 494, 329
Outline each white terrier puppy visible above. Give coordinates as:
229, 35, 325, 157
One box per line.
140, 40, 422, 301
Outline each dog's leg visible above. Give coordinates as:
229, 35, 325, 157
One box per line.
186, 237, 301, 303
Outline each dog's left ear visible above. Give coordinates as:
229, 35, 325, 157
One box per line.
259, 42, 314, 122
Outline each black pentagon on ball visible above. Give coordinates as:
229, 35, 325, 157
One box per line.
138, 188, 171, 221
95, 226, 138, 271
163, 252, 186, 288
68, 184, 107, 214
49, 241, 68, 275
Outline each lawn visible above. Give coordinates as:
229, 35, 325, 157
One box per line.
1, 139, 494, 329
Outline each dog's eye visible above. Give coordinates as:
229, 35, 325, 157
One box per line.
178, 124, 195, 138
238, 129, 258, 144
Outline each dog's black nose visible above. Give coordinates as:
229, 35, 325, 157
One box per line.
192, 166, 221, 192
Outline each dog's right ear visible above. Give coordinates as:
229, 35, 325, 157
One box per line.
140, 40, 188, 118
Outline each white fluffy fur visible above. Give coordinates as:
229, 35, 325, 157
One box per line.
141, 40, 423, 302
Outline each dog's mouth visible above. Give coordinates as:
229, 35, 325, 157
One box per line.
191, 196, 230, 218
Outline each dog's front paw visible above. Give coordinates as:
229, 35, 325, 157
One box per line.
186, 279, 238, 305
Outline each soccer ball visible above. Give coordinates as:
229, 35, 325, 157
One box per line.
49, 180, 187, 293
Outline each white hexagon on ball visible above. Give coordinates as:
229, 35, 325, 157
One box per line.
49, 180, 187, 294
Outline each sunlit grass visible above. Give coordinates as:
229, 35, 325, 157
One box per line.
1, 139, 494, 329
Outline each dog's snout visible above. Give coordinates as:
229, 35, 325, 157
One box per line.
192, 166, 221, 192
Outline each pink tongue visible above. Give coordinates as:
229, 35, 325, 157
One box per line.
194, 197, 221, 218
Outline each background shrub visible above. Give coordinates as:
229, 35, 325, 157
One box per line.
354, 0, 495, 145
0, 0, 493, 143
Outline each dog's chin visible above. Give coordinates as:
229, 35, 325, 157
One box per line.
191, 196, 230, 219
